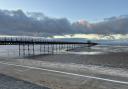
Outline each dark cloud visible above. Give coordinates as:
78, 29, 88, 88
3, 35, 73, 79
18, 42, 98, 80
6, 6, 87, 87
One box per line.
0, 9, 128, 37
73, 16, 128, 34
92, 16, 128, 34
0, 9, 74, 36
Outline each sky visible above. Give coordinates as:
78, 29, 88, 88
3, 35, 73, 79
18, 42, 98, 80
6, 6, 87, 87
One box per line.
0, 0, 128, 40
0, 0, 128, 22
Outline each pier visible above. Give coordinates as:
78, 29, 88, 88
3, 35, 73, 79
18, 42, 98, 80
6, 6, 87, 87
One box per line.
0, 36, 97, 56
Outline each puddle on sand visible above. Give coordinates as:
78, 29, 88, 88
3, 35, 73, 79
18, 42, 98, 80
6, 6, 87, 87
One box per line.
65, 51, 105, 55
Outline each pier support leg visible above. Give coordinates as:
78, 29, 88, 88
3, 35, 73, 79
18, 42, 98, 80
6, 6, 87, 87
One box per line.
28, 44, 30, 55
23, 44, 25, 56
40, 44, 42, 54
44, 44, 45, 54
51, 44, 54, 54
19, 44, 21, 56
32, 43, 35, 55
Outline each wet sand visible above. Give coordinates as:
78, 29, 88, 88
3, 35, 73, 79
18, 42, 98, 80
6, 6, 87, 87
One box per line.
0, 61, 128, 89
1, 46, 128, 89
0, 73, 50, 89
26, 51, 128, 68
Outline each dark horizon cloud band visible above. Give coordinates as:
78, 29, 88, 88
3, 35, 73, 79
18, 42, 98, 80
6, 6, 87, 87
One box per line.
0, 9, 128, 37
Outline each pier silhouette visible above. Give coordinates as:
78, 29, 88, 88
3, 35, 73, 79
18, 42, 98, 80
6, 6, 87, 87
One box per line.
0, 36, 97, 56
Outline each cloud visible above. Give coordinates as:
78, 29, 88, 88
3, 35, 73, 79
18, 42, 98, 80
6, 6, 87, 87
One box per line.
0, 9, 128, 37
73, 16, 128, 34
92, 16, 128, 34
0, 9, 74, 36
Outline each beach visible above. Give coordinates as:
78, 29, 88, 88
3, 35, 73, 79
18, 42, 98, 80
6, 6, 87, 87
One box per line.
0, 73, 50, 89
26, 46, 128, 68
0, 45, 128, 89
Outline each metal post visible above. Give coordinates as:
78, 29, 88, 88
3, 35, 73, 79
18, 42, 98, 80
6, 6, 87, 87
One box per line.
19, 43, 21, 56
52, 44, 54, 54
40, 44, 42, 53
23, 44, 25, 56
28, 44, 30, 55
44, 44, 45, 54
56, 44, 58, 53
48, 43, 49, 54
33, 43, 34, 55
59, 44, 60, 51
67, 44, 69, 51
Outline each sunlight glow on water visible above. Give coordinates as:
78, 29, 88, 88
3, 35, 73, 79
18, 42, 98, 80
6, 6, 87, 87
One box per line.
66, 51, 104, 55
65, 45, 128, 55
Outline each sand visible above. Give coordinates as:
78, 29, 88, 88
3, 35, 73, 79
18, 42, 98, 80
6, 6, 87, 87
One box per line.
1, 46, 128, 89
0, 73, 50, 89
26, 51, 128, 68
